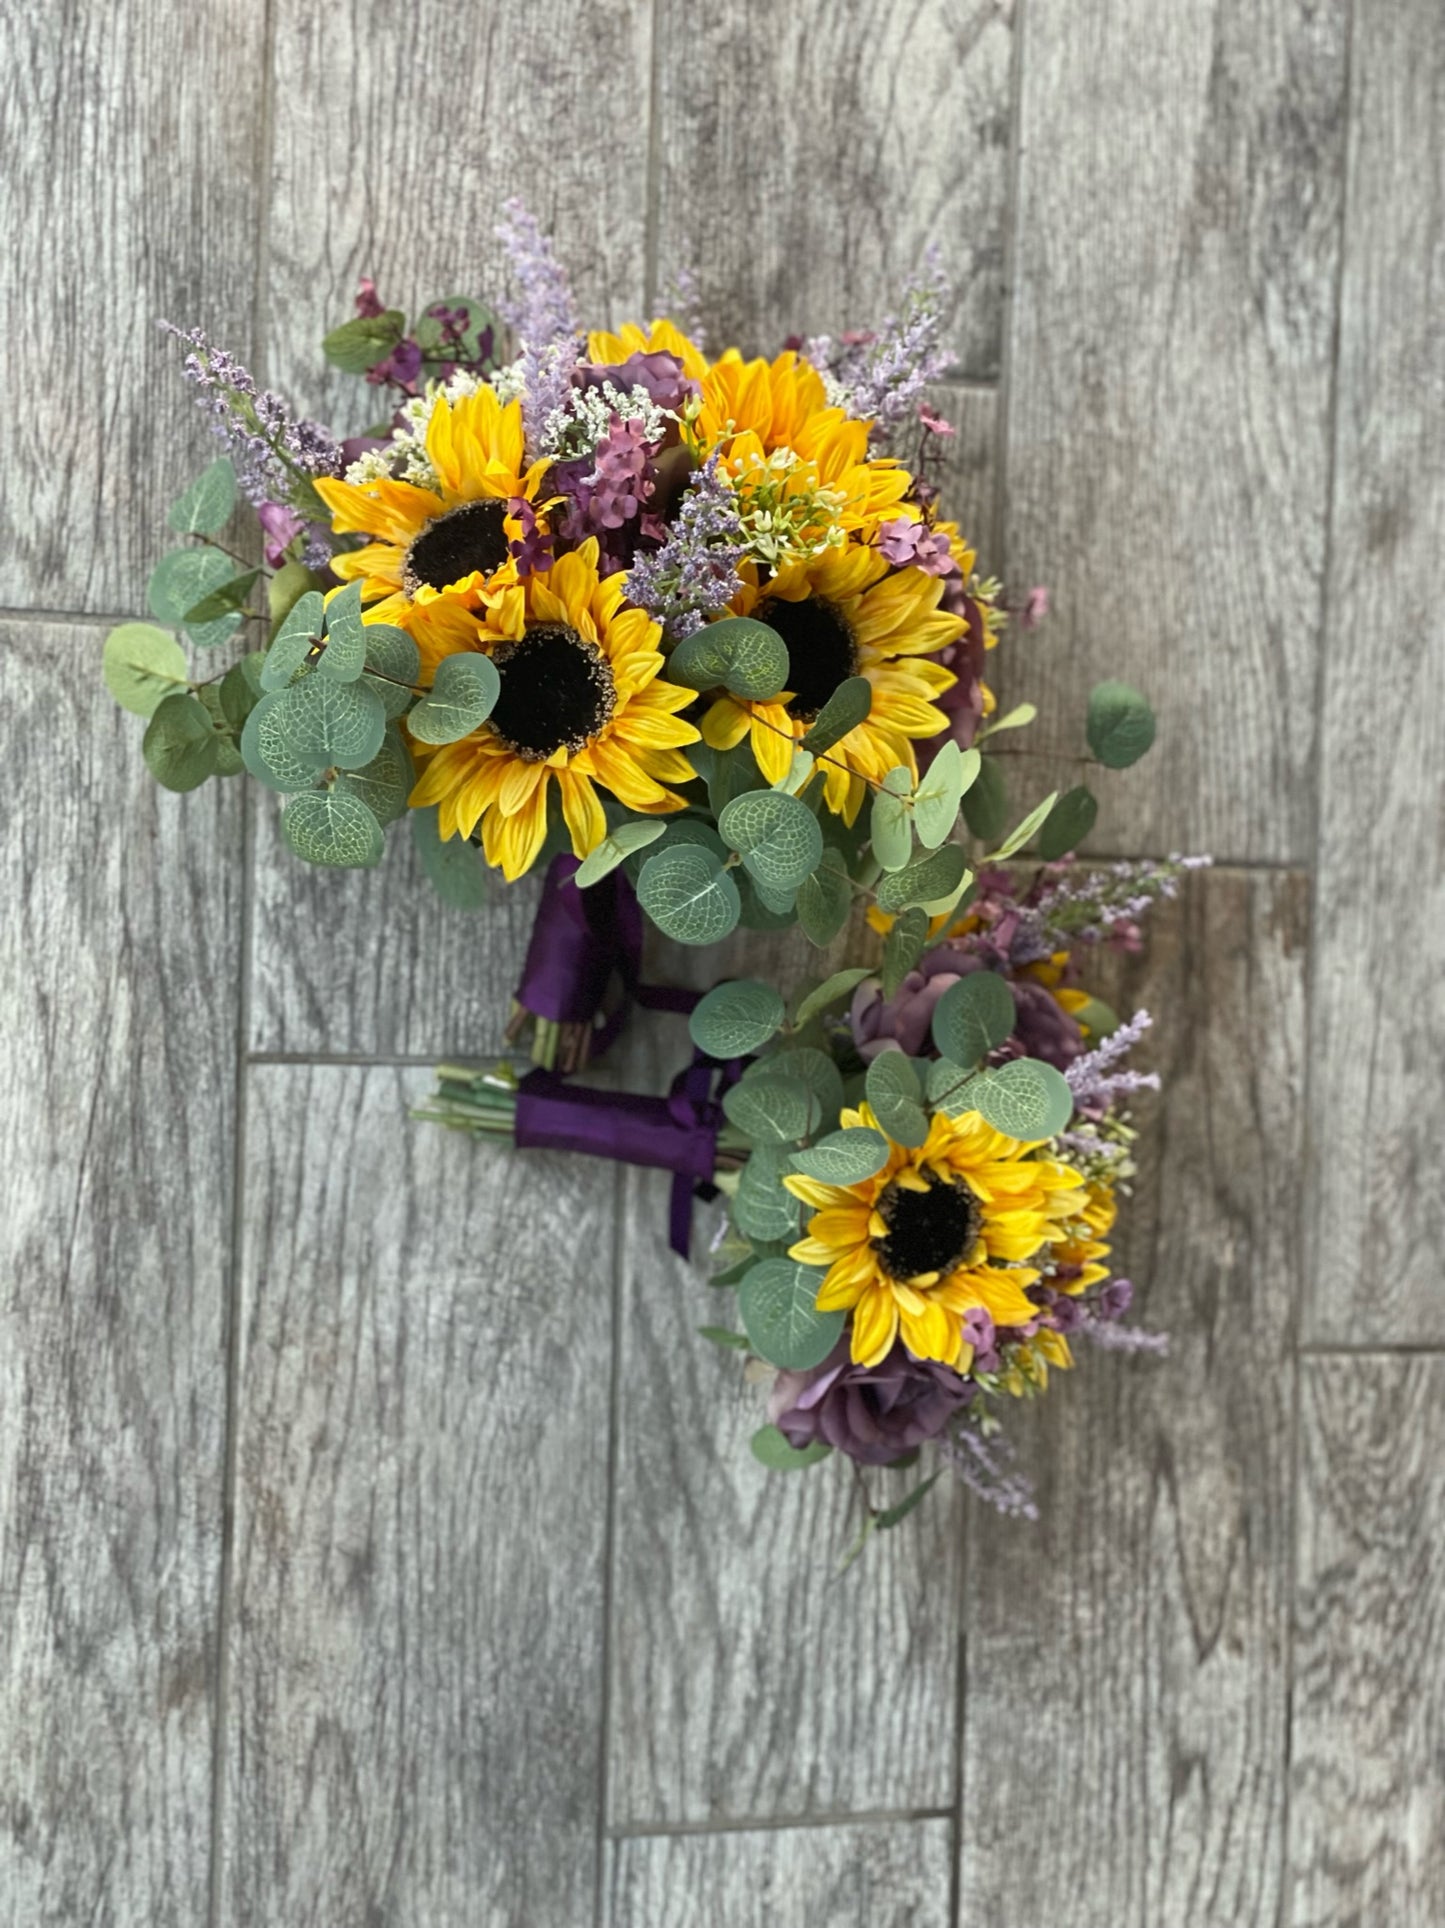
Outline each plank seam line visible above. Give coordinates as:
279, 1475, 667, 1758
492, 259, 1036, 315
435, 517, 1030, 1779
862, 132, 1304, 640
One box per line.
607, 1806, 954, 1843
591, 1166, 630, 1923
1299, 1343, 1445, 1359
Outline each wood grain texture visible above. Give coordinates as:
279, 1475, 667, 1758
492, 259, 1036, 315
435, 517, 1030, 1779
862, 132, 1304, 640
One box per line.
605, 1017, 962, 1828
959, 869, 1307, 1927
222, 1065, 617, 1928
0, 626, 239, 1924
1289, 1356, 1445, 1928
652, 0, 1014, 373
0, 3, 265, 612
603, 1818, 954, 1928
999, 0, 1349, 861
1304, 0, 1445, 1343
265, 0, 654, 438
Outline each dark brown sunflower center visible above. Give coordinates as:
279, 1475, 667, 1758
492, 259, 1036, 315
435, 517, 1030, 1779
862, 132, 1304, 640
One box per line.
756, 594, 858, 722
488, 624, 616, 762
873, 1173, 982, 1282
404, 500, 510, 595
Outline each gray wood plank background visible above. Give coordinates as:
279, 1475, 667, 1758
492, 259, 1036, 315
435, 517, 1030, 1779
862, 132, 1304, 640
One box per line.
3, 1, 1442, 1924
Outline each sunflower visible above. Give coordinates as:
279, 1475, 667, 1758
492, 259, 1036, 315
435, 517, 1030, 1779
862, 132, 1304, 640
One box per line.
407, 539, 699, 881
696, 349, 910, 538
784, 1101, 1085, 1370
1051, 1178, 1116, 1296
314, 385, 551, 674
700, 542, 963, 822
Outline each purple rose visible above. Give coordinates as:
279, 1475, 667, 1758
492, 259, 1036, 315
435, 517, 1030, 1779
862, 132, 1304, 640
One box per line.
849, 950, 1084, 1072
573, 350, 696, 415
768, 1340, 973, 1466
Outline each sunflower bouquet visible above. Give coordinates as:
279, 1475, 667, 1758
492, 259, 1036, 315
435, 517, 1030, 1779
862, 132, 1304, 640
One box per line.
101, 201, 1180, 1530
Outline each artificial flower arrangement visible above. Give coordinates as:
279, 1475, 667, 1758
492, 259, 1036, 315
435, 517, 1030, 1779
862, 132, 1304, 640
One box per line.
101, 202, 1189, 1535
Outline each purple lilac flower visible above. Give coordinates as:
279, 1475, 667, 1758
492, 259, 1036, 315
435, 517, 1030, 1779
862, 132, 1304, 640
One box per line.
1030, 856, 1213, 954
844, 250, 953, 436
768, 1340, 973, 1466
507, 495, 553, 578
877, 515, 955, 576
162, 324, 343, 543
1065, 1009, 1159, 1113
938, 1422, 1038, 1520
625, 453, 746, 639
587, 416, 655, 528
497, 198, 583, 455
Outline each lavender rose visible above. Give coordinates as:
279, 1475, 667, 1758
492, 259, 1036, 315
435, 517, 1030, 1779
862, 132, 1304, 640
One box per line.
768, 1340, 973, 1466
850, 951, 1084, 1071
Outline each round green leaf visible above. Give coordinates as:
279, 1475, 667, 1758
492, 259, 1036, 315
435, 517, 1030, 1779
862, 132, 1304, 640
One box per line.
322, 308, 405, 374
926, 1056, 981, 1117
363, 621, 421, 684
731, 1146, 800, 1242
723, 1076, 819, 1146
219, 653, 266, 732
281, 788, 386, 869
241, 692, 327, 793
142, 692, 218, 792
1037, 784, 1099, 861
668, 616, 789, 699
262, 590, 326, 690
637, 844, 742, 946
275, 675, 386, 770
317, 581, 366, 680
801, 675, 872, 754
1087, 680, 1157, 769
864, 1051, 928, 1148
407, 650, 500, 743
335, 728, 412, 825
792, 967, 873, 1027
756, 1047, 844, 1129
880, 905, 930, 998
573, 818, 666, 889
147, 547, 241, 649
167, 458, 237, 536
932, 971, 1016, 1067
750, 1424, 832, 1471
1069, 994, 1120, 1041
738, 1257, 843, 1370
970, 1057, 1075, 1141
914, 741, 980, 849
796, 847, 852, 948
960, 754, 1008, 842
412, 806, 489, 909
689, 979, 786, 1059
102, 622, 190, 716
268, 559, 317, 630
790, 1126, 890, 1185
719, 788, 823, 893
736, 871, 798, 931
183, 569, 259, 626
875, 842, 970, 914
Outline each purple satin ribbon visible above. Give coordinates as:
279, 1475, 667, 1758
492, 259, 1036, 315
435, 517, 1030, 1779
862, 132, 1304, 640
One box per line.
517, 853, 695, 1056
515, 1055, 741, 1257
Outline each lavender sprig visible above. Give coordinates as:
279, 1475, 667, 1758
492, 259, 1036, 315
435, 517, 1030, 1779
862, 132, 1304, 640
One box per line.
939, 1420, 1039, 1520
496, 199, 583, 454
808, 250, 954, 439
626, 453, 746, 640
1066, 1008, 1159, 1112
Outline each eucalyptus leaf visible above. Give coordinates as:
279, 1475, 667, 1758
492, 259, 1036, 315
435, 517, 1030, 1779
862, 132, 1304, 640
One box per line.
732, 1146, 800, 1242
281, 788, 386, 868
322, 308, 406, 374
977, 702, 1037, 740
412, 806, 489, 909
334, 728, 412, 825
913, 740, 978, 848
926, 1056, 981, 1116
875, 842, 969, 914
718, 788, 823, 893
1087, 679, 1156, 768
792, 966, 872, 1028
363, 622, 421, 685
985, 790, 1058, 862
668, 616, 789, 700
183, 569, 260, 625
752, 1046, 844, 1130
407, 651, 500, 743
796, 846, 852, 948
970, 1057, 1076, 1141
723, 1075, 819, 1146
1068, 993, 1120, 1041
790, 1126, 890, 1185
573, 818, 666, 888
637, 844, 741, 946
932, 970, 1016, 1067
317, 581, 366, 680
240, 692, 328, 793
1037, 784, 1099, 861
102, 623, 189, 717
268, 558, 317, 631
262, 590, 325, 690
142, 692, 218, 792
697, 1326, 750, 1352
961, 754, 1008, 843
864, 1051, 928, 1148
275, 675, 386, 770
736, 870, 798, 930
750, 1424, 831, 1471
219, 653, 266, 732
775, 748, 816, 795
147, 547, 236, 643
167, 458, 236, 536
689, 979, 786, 1059
880, 906, 929, 998
870, 780, 914, 873
705, 739, 764, 820
737, 1257, 842, 1370
801, 675, 871, 754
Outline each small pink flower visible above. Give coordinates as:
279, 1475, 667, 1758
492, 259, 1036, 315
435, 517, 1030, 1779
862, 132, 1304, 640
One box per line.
918, 401, 957, 438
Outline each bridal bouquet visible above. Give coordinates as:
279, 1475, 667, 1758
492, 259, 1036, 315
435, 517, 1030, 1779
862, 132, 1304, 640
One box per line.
101, 202, 1183, 1532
